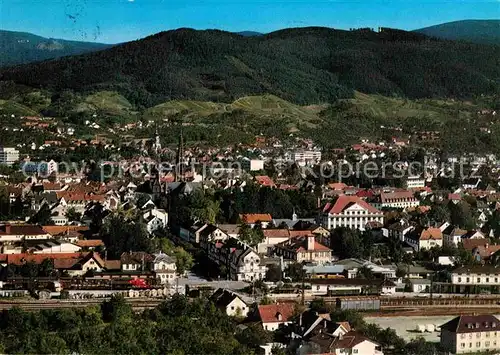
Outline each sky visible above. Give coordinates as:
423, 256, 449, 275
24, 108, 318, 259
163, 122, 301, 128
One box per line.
0, 0, 498, 44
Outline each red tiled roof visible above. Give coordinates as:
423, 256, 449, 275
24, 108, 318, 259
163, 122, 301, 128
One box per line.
263, 229, 290, 239
380, 190, 415, 203
356, 189, 374, 198
331, 331, 378, 350
448, 193, 461, 201
255, 176, 275, 187
75, 239, 104, 247
276, 236, 331, 253
258, 303, 295, 324
0, 224, 47, 236
323, 195, 381, 215
328, 182, 348, 191
0, 253, 85, 266
57, 191, 105, 202
42, 226, 89, 236
239, 213, 273, 224
105, 260, 121, 270
463, 238, 489, 251
43, 182, 62, 191
420, 227, 442, 241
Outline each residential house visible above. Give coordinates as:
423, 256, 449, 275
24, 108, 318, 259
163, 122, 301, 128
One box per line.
321, 196, 383, 231
56, 252, 106, 276
327, 331, 383, 355
207, 237, 267, 281
199, 224, 229, 250
258, 303, 295, 331
274, 236, 331, 264
383, 219, 413, 242
120, 251, 153, 272
151, 252, 177, 284
440, 315, 500, 354
144, 213, 164, 234
405, 227, 443, 252
239, 213, 273, 228
210, 288, 249, 317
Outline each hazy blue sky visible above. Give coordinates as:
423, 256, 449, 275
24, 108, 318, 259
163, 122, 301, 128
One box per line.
1, 0, 498, 43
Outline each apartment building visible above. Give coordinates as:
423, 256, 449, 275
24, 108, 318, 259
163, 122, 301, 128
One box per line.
441, 315, 500, 354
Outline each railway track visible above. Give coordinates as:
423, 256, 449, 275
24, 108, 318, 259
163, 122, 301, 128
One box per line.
0, 298, 164, 311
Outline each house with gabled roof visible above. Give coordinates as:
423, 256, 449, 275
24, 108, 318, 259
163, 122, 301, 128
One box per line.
405, 227, 443, 252
440, 315, 500, 354
274, 235, 331, 264
210, 288, 249, 317
258, 303, 295, 331
321, 195, 383, 230
239, 213, 273, 228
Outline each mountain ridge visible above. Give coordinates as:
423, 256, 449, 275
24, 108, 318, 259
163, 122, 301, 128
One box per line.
414, 19, 500, 44
0, 26, 499, 107
0, 29, 112, 67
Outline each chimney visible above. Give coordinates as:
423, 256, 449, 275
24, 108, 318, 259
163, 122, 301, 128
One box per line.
5, 224, 11, 234
307, 236, 315, 251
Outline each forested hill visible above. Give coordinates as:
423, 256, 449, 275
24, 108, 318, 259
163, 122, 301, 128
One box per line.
0, 30, 111, 67
414, 20, 500, 45
0, 27, 499, 107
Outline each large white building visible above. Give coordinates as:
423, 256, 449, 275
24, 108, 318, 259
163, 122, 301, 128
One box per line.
321, 195, 384, 230
373, 190, 420, 210
441, 315, 500, 354
241, 159, 265, 172
403, 176, 426, 189
290, 150, 322, 166
0, 147, 19, 166
451, 266, 500, 288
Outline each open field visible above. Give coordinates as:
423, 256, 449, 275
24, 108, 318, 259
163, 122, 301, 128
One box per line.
366, 314, 500, 342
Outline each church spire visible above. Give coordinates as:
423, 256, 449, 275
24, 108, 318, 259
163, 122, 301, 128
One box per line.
175, 125, 185, 182
153, 123, 161, 156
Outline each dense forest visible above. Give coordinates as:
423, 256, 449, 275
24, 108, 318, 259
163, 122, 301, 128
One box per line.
1, 27, 499, 107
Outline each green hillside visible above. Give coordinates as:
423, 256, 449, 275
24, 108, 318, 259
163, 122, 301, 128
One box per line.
414, 20, 500, 45
1, 27, 499, 108
0, 30, 111, 67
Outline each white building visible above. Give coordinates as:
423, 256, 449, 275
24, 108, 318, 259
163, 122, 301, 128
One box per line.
404, 227, 443, 252
152, 252, 177, 284
31, 241, 81, 254
210, 288, 249, 317
451, 265, 500, 287
0, 224, 51, 242
404, 176, 426, 189
330, 331, 384, 355
241, 159, 264, 172
258, 303, 295, 331
0, 147, 19, 166
441, 315, 500, 354
207, 237, 267, 281
374, 190, 420, 210
321, 195, 384, 230
290, 149, 322, 166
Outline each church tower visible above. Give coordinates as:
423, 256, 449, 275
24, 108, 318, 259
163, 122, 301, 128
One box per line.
175, 126, 185, 182
153, 123, 161, 156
